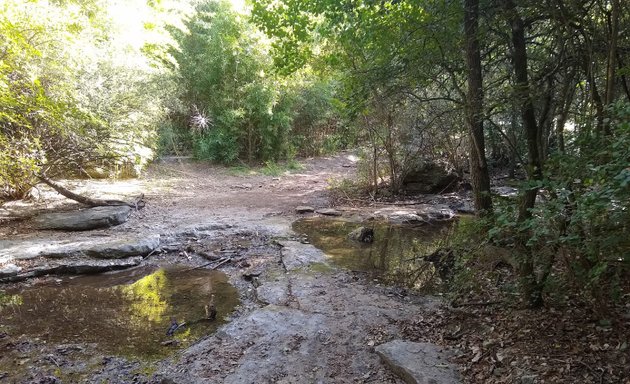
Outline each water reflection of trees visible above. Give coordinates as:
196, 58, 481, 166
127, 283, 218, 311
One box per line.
0, 290, 22, 309
294, 218, 452, 290
121, 268, 171, 326
0, 268, 238, 358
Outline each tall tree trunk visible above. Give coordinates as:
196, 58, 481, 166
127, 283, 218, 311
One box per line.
617, 53, 630, 102
556, 70, 577, 154
605, 0, 620, 108
464, 0, 492, 216
505, 0, 545, 307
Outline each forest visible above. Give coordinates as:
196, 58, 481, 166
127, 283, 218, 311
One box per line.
1, 0, 629, 382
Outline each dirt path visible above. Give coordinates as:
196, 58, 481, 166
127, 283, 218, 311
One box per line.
0, 153, 461, 384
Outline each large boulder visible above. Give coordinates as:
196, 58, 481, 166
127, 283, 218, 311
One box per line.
402, 162, 459, 194
32, 206, 133, 231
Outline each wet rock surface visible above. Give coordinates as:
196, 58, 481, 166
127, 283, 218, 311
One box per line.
32, 206, 133, 230
278, 240, 328, 271
0, 234, 159, 262
0, 257, 143, 283
375, 340, 460, 384
157, 269, 444, 384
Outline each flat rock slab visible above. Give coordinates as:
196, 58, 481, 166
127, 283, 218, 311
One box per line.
0, 263, 22, 278
0, 257, 143, 283
218, 306, 330, 384
32, 206, 133, 231
256, 277, 291, 305
374, 205, 455, 224
295, 206, 315, 214
278, 240, 328, 271
316, 208, 342, 216
83, 236, 160, 259
375, 340, 460, 384
0, 234, 160, 263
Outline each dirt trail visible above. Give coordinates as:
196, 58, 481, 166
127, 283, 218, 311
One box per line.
0, 153, 461, 384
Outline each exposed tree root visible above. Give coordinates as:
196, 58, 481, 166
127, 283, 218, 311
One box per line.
37, 174, 145, 209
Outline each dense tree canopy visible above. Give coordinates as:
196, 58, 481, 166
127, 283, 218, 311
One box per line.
251, 0, 630, 307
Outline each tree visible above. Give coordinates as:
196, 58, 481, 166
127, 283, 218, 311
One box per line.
464, 0, 492, 215
0, 0, 187, 200
252, 0, 486, 199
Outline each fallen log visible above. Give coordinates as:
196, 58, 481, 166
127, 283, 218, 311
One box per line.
37, 174, 145, 209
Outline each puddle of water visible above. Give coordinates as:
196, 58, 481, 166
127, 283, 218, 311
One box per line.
0, 266, 239, 359
292, 218, 452, 290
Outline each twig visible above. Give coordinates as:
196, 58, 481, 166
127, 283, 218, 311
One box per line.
451, 300, 503, 308
211, 257, 232, 270
47, 354, 61, 367
183, 257, 231, 272
144, 248, 160, 259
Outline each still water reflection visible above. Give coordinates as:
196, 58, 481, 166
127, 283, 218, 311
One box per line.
0, 266, 239, 358
292, 217, 452, 290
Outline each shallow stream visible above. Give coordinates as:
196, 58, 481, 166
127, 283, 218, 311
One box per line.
292, 217, 453, 291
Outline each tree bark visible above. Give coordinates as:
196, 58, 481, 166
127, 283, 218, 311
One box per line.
464, 0, 492, 216
556, 70, 577, 154
504, 0, 546, 307
605, 0, 620, 108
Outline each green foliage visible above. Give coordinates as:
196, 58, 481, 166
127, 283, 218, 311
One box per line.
168, 0, 344, 164
487, 103, 630, 307
0, 0, 187, 198
196, 128, 240, 164
252, 0, 466, 193
0, 289, 22, 309
290, 79, 349, 156
156, 122, 193, 156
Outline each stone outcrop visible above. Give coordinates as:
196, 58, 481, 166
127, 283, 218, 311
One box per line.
315, 208, 342, 216
373, 205, 455, 225
32, 206, 133, 231
0, 234, 159, 262
402, 162, 459, 194
295, 206, 315, 214
348, 226, 374, 243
